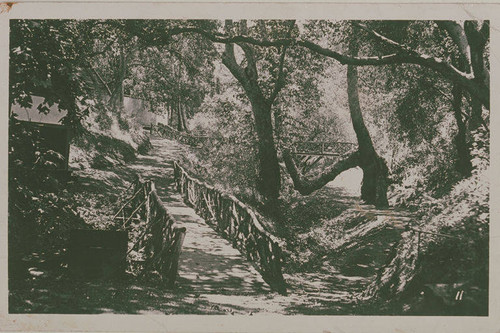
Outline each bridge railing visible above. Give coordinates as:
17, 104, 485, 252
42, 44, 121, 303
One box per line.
114, 174, 186, 287
173, 161, 287, 294
153, 122, 357, 158
290, 141, 358, 157
152, 123, 211, 148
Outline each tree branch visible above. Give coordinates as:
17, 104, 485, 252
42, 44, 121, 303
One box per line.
269, 20, 295, 104
163, 25, 488, 109
220, 22, 250, 90
87, 63, 112, 95
436, 20, 471, 70
353, 22, 417, 55
162, 47, 199, 74
283, 148, 361, 195
87, 35, 119, 58
222, 47, 246, 84
352, 22, 488, 107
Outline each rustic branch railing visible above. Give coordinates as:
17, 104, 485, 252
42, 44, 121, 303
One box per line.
153, 122, 356, 159
173, 161, 288, 294
116, 174, 186, 287
290, 141, 358, 157
152, 122, 211, 148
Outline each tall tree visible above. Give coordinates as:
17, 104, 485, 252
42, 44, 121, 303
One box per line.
282, 37, 389, 207
218, 20, 294, 206
162, 19, 488, 206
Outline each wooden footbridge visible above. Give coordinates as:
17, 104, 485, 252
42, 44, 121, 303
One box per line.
115, 132, 287, 299
152, 122, 357, 158
106, 123, 446, 314
289, 140, 357, 157
103, 125, 382, 313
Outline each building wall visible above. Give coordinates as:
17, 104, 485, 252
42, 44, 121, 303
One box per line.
11, 95, 166, 127
11, 96, 67, 124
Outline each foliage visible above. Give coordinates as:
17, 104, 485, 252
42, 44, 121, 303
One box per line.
190, 87, 260, 200
9, 19, 490, 313
366, 127, 489, 312
9, 176, 86, 256
9, 20, 100, 129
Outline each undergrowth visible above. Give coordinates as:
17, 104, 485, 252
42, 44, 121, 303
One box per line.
365, 127, 489, 314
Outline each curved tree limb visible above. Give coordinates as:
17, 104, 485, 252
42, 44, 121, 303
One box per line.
87, 63, 112, 96
352, 22, 487, 108
269, 20, 295, 105
282, 149, 361, 195
163, 25, 489, 109
220, 20, 263, 100
436, 20, 472, 70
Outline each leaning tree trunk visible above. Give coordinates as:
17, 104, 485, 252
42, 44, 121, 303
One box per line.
250, 97, 281, 205
347, 63, 389, 207
282, 63, 389, 208
451, 84, 473, 177
220, 21, 282, 207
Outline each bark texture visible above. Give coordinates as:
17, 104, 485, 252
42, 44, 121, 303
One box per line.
219, 20, 289, 205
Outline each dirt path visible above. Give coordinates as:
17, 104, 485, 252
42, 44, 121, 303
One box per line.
10, 136, 405, 315
126, 136, 405, 315
126, 137, 293, 313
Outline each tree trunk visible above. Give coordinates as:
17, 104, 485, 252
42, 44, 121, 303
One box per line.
167, 102, 173, 127
282, 49, 389, 208
109, 51, 127, 112
220, 23, 282, 207
282, 64, 389, 208
464, 21, 489, 128
176, 97, 185, 132
180, 103, 189, 133
442, 24, 476, 177
451, 85, 473, 177
347, 64, 389, 207
250, 97, 281, 204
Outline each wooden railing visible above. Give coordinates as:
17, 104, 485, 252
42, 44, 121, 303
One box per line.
152, 123, 210, 148
114, 174, 186, 287
153, 122, 356, 159
290, 141, 357, 157
173, 161, 287, 294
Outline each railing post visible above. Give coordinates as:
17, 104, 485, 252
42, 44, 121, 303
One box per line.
165, 226, 186, 288
172, 162, 288, 295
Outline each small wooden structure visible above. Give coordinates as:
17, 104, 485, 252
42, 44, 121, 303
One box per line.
69, 229, 128, 280
290, 141, 357, 157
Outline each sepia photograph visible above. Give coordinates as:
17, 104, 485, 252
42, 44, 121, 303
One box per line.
1, 1, 497, 332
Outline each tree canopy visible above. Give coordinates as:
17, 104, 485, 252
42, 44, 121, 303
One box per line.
10, 19, 490, 207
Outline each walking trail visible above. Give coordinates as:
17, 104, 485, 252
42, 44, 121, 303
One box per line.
10, 136, 410, 315
127, 136, 292, 314
124, 135, 413, 314
123, 134, 416, 315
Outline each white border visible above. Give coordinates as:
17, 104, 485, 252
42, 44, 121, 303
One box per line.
1, 2, 499, 332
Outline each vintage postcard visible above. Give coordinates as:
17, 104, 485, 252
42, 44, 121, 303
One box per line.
0, 1, 498, 332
